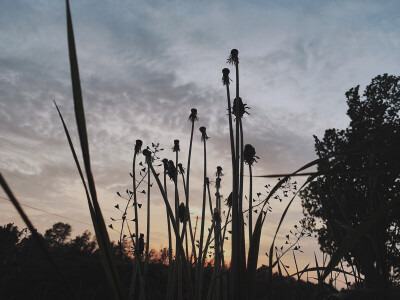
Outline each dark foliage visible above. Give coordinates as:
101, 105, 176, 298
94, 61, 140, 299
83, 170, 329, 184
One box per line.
0, 222, 336, 299
300, 74, 400, 288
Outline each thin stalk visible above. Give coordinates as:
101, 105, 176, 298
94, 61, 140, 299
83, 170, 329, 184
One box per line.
175, 151, 182, 300
239, 120, 246, 278
233, 56, 243, 300
186, 118, 198, 268
164, 169, 173, 265
196, 133, 208, 300
164, 167, 174, 299
144, 166, 151, 274
198, 224, 215, 300
132, 154, 139, 253
248, 163, 253, 245
146, 159, 194, 300
180, 172, 190, 264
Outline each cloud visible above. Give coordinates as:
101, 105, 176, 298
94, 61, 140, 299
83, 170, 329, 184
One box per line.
1, 1, 400, 272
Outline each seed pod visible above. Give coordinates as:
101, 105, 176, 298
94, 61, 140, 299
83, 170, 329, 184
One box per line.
227, 49, 239, 65
167, 160, 177, 181
222, 68, 230, 86
173, 139, 180, 152
225, 192, 232, 207
179, 202, 185, 223
232, 97, 250, 118
216, 166, 223, 177
177, 163, 184, 174
213, 208, 221, 222
138, 233, 145, 255
199, 126, 209, 142
188, 108, 198, 122
134, 139, 143, 154
244, 144, 259, 165
162, 158, 168, 171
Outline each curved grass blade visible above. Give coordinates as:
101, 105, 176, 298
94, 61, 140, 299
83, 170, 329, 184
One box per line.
0, 174, 77, 299
289, 266, 362, 281
147, 160, 195, 300
320, 196, 400, 283
65, 1, 123, 298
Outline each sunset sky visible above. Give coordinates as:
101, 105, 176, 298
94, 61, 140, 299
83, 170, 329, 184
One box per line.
1, 0, 400, 279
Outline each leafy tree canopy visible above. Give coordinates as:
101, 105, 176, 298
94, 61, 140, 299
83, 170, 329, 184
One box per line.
300, 74, 400, 287
44, 222, 72, 248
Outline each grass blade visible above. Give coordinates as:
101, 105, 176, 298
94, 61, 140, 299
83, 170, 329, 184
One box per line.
320, 195, 400, 283
0, 174, 76, 299
65, 1, 123, 298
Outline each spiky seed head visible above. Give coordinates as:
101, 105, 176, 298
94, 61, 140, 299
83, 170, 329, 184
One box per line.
227, 49, 239, 64
213, 208, 221, 222
232, 97, 250, 118
189, 108, 198, 122
177, 163, 184, 174
216, 177, 221, 189
199, 126, 209, 142
135, 139, 143, 154
216, 166, 223, 177
162, 158, 168, 170
179, 202, 185, 223
222, 68, 230, 86
167, 160, 177, 181
142, 149, 151, 159
173, 139, 180, 152
244, 144, 259, 165
225, 192, 232, 207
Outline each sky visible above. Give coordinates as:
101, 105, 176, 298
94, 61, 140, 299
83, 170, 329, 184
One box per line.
1, 0, 400, 284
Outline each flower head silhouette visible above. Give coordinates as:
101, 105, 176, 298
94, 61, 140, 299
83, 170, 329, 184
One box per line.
244, 144, 259, 165
188, 108, 198, 122
173, 139, 180, 152
222, 68, 231, 86
199, 126, 209, 142
134, 139, 143, 154
227, 49, 239, 65
232, 97, 250, 118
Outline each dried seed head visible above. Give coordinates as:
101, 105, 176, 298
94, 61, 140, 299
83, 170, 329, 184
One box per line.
138, 233, 145, 255
188, 108, 199, 122
244, 144, 259, 165
216, 177, 221, 189
213, 208, 221, 222
167, 160, 177, 181
216, 166, 223, 177
227, 49, 239, 65
177, 163, 185, 174
232, 97, 250, 118
222, 68, 231, 86
199, 126, 209, 142
142, 149, 152, 160
162, 158, 169, 171
173, 139, 180, 152
134, 139, 143, 154
179, 202, 185, 223
225, 192, 232, 207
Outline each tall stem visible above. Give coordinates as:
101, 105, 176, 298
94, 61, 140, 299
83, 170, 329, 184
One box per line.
196, 136, 207, 300
145, 165, 151, 274
186, 120, 198, 267
248, 164, 253, 245
132, 153, 139, 254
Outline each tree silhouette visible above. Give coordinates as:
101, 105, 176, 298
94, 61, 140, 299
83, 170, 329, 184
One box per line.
44, 222, 72, 249
300, 74, 400, 288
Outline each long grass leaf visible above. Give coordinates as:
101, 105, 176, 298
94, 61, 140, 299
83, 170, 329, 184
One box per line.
147, 159, 194, 300
320, 196, 399, 283
65, 1, 123, 298
0, 174, 76, 299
